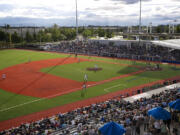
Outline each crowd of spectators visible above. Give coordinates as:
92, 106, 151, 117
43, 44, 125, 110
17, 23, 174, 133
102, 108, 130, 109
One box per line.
1, 84, 180, 135
47, 41, 180, 62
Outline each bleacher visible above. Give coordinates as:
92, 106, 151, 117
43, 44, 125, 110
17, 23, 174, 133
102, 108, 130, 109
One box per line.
1, 81, 179, 135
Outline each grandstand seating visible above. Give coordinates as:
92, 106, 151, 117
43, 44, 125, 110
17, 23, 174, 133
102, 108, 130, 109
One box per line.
47, 41, 180, 63
1, 81, 180, 135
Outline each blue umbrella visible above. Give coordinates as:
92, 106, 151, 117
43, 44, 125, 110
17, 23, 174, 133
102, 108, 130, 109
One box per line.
99, 122, 126, 135
169, 99, 180, 111
148, 107, 171, 120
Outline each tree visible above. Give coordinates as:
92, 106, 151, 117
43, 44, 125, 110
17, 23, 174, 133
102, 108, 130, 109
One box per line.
62, 28, 76, 40
82, 29, 92, 38
5, 24, 10, 29
156, 25, 164, 33
42, 33, 52, 42
106, 29, 114, 38
156, 25, 169, 33
97, 27, 105, 37
0, 30, 6, 41
33, 32, 37, 42
176, 24, 180, 33
52, 29, 60, 41
12, 32, 21, 43
4, 24, 11, 47
78, 27, 85, 34
50, 24, 62, 41
59, 33, 66, 41
25, 31, 33, 42
90, 28, 95, 36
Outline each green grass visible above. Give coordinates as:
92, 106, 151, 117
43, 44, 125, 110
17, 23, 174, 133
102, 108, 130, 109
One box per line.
0, 49, 180, 122
0, 49, 67, 70
41, 61, 139, 82
0, 89, 38, 110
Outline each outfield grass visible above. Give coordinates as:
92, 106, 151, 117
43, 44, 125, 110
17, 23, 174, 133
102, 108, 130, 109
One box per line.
41, 61, 139, 82
0, 49, 67, 70
0, 49, 180, 122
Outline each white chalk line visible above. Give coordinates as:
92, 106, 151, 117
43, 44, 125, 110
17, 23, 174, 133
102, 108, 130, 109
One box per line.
104, 84, 126, 92
0, 98, 45, 112
0, 82, 104, 112
0, 87, 81, 112
0, 76, 127, 112
0, 83, 97, 112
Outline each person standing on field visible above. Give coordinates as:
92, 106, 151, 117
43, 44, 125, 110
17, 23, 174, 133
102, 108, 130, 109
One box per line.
84, 74, 88, 82
2, 73, 6, 80
81, 83, 87, 97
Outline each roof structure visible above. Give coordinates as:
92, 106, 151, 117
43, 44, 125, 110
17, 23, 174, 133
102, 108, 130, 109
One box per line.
151, 39, 180, 50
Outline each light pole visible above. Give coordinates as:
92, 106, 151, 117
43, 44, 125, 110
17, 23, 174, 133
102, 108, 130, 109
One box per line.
75, 0, 78, 41
173, 20, 177, 34
138, 0, 142, 43
139, 0, 142, 34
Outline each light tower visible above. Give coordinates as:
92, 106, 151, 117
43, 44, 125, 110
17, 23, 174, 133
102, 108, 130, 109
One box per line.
127, 26, 132, 33
169, 24, 174, 34
146, 22, 152, 34
149, 22, 152, 34
146, 25, 149, 33
173, 20, 177, 34
138, 0, 142, 43
139, 0, 142, 34
75, 0, 78, 41
169, 20, 177, 34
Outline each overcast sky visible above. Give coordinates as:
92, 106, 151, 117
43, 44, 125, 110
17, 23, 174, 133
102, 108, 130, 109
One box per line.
0, 0, 179, 26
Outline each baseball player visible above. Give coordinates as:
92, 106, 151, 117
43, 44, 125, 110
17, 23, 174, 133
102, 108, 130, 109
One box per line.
2, 73, 6, 80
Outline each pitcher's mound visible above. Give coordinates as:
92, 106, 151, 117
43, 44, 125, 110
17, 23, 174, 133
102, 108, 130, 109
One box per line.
86, 67, 103, 72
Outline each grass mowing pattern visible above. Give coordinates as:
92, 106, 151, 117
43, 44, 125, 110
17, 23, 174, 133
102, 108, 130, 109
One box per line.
41, 61, 139, 82
0, 49, 180, 121
0, 49, 67, 70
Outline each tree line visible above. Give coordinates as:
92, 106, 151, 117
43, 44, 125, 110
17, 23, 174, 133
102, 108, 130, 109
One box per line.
0, 24, 115, 44
0, 24, 180, 45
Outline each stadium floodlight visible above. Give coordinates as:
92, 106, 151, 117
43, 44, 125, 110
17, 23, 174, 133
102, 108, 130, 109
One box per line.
139, 0, 142, 34
146, 25, 148, 33
173, 20, 177, 34
149, 22, 152, 34
75, 0, 79, 42
138, 0, 142, 44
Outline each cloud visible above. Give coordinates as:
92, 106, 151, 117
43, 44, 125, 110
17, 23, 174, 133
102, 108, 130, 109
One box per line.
0, 0, 179, 26
110, 0, 152, 4
86, 6, 123, 11
0, 4, 14, 12
0, 17, 76, 26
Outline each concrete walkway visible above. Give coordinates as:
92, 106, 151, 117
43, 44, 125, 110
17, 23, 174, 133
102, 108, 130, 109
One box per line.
124, 83, 180, 103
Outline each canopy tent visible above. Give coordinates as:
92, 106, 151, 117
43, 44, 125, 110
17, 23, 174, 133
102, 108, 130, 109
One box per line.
99, 122, 126, 135
148, 107, 171, 120
169, 99, 180, 111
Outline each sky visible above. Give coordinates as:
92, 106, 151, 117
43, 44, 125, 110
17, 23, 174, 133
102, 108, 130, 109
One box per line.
0, 0, 179, 26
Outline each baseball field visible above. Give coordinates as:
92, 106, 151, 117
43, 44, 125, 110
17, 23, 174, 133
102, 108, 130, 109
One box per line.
0, 49, 180, 130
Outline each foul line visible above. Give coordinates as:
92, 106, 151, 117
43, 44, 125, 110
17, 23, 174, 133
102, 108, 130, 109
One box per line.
0, 98, 45, 112
0, 70, 143, 112
0, 87, 82, 112
0, 83, 121, 112
104, 84, 125, 92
